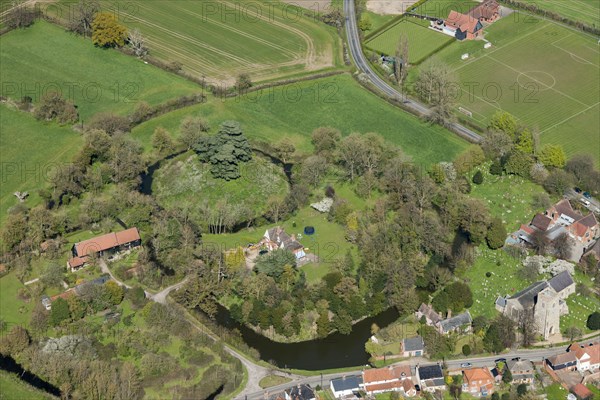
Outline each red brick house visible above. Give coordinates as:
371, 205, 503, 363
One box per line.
468, 0, 500, 22
462, 368, 495, 397
444, 10, 483, 40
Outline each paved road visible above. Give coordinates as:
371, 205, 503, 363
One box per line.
343, 0, 482, 143
240, 347, 566, 399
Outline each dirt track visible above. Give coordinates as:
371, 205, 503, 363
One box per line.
366, 0, 419, 15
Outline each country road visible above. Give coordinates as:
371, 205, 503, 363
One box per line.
343, 0, 483, 143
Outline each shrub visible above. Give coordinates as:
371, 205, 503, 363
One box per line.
462, 344, 471, 356
472, 170, 484, 184
486, 272, 492, 278
489, 160, 503, 175
587, 312, 600, 330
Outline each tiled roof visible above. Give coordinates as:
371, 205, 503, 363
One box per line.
75, 228, 140, 257
507, 359, 534, 374
446, 10, 480, 33
548, 271, 574, 293
403, 336, 424, 352
531, 213, 552, 231
571, 383, 594, 399
509, 281, 548, 308
553, 199, 582, 221
440, 311, 472, 332
548, 352, 577, 366
363, 365, 411, 384
331, 375, 362, 392
463, 368, 493, 383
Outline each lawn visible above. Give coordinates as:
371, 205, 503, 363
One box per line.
131, 74, 468, 166
0, 21, 200, 120
366, 17, 454, 63
49, 0, 339, 84
545, 383, 569, 400
363, 12, 398, 33
258, 374, 292, 388
422, 15, 600, 163
517, 0, 600, 28
0, 371, 56, 400
0, 105, 83, 224
468, 163, 548, 231
0, 272, 34, 327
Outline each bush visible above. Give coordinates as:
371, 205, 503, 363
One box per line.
486, 217, 507, 250
472, 170, 484, 184
517, 383, 527, 396
462, 344, 471, 356
489, 160, 503, 175
486, 272, 492, 278
587, 311, 600, 330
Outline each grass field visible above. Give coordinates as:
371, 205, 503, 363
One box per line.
0, 272, 34, 327
0, 21, 200, 120
365, 17, 454, 63
67, 0, 338, 84
0, 371, 56, 400
131, 74, 468, 165
0, 105, 83, 224
517, 0, 600, 28
426, 15, 600, 163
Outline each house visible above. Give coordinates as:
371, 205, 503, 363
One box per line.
330, 375, 362, 398
67, 227, 141, 271
262, 227, 306, 260
497, 271, 576, 340
284, 384, 315, 400
571, 383, 594, 400
416, 364, 446, 392
510, 199, 600, 261
416, 303, 442, 326
362, 365, 416, 396
462, 367, 495, 397
568, 341, 600, 372
506, 359, 535, 384
444, 10, 484, 40
468, 0, 500, 22
546, 352, 578, 371
402, 336, 425, 357
41, 295, 52, 311
438, 311, 472, 335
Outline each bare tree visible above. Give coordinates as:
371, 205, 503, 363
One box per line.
69, 0, 100, 37
415, 58, 458, 127
531, 229, 549, 256
518, 309, 537, 347
553, 232, 573, 260
6, 0, 35, 29
394, 34, 409, 88
128, 28, 148, 58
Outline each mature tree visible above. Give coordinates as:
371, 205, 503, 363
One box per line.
543, 169, 574, 195
505, 151, 534, 177
236, 73, 252, 91
151, 127, 175, 155
333, 309, 353, 335
462, 344, 471, 356
484, 315, 515, 353
394, 34, 409, 87
311, 127, 341, 160
49, 297, 71, 326
566, 154, 600, 193
128, 28, 148, 57
300, 155, 328, 187
454, 146, 485, 175
481, 129, 514, 160
488, 111, 518, 138
554, 232, 573, 260
179, 116, 210, 150
88, 112, 130, 135
515, 129, 534, 154
538, 144, 566, 168
565, 326, 582, 341
358, 14, 372, 31
531, 192, 551, 210
531, 229, 549, 255
254, 249, 296, 280
502, 367, 513, 384
316, 310, 330, 338
108, 136, 144, 183
1, 213, 27, 252
104, 281, 125, 305
195, 120, 252, 180
0, 326, 30, 356
486, 217, 507, 250
273, 138, 295, 163
517, 384, 528, 396
587, 311, 600, 330
34, 92, 78, 124
6, 0, 35, 29
68, 0, 99, 36
520, 260, 539, 282
459, 198, 491, 245
40, 264, 64, 289
92, 12, 128, 47
415, 58, 457, 127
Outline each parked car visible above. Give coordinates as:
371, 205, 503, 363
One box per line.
461, 362, 472, 368
583, 192, 592, 199
581, 198, 591, 206
574, 187, 582, 193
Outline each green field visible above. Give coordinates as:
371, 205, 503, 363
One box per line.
517, 0, 600, 28
70, 0, 337, 84
0, 371, 56, 400
366, 17, 454, 63
0, 105, 83, 223
410, 0, 479, 18
0, 21, 200, 120
0, 272, 34, 327
427, 16, 600, 163
131, 74, 468, 165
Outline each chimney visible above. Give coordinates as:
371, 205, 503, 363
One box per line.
447, 309, 452, 318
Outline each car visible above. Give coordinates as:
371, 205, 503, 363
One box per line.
511, 357, 521, 361
583, 192, 592, 199
460, 362, 472, 368
581, 198, 591, 207
575, 187, 582, 193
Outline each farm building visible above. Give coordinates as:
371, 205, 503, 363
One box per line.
444, 11, 484, 40
67, 228, 141, 271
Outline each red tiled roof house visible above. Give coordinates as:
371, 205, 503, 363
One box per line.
462, 368, 495, 397
67, 228, 141, 271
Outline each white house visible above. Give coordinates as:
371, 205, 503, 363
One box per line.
330, 375, 362, 398
569, 341, 600, 372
